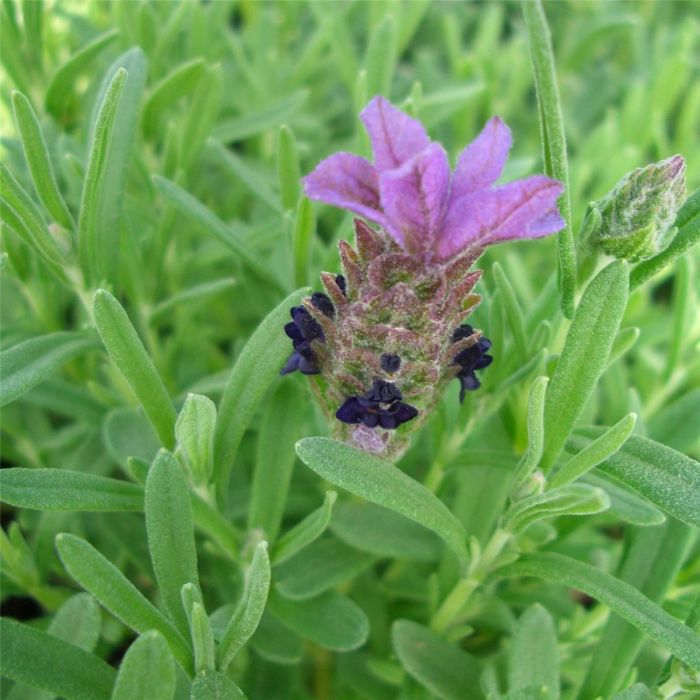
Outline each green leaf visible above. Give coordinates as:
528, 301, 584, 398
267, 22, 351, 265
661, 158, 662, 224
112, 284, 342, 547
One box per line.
493, 262, 528, 357
45, 29, 119, 117
497, 552, 700, 672
217, 541, 271, 671
508, 605, 559, 698
175, 393, 216, 486
610, 685, 655, 700
648, 389, 700, 453
511, 376, 549, 491
213, 287, 309, 502
364, 15, 397, 98
296, 438, 469, 568
0, 468, 143, 512
55, 533, 192, 674
93, 289, 176, 449
292, 197, 315, 288
330, 501, 441, 562
392, 620, 484, 700
541, 261, 629, 470
570, 432, 700, 527
179, 65, 222, 170
111, 631, 175, 700
250, 610, 303, 665
190, 670, 247, 700
270, 589, 369, 652
142, 58, 206, 138
149, 278, 236, 321
0, 617, 116, 700
78, 48, 148, 285
189, 602, 216, 673
522, 0, 575, 318
503, 483, 609, 533
277, 125, 301, 211
249, 383, 302, 541
153, 176, 282, 291
0, 332, 99, 407
272, 491, 336, 566
11, 91, 74, 229
275, 537, 374, 600
550, 413, 636, 488
145, 450, 199, 639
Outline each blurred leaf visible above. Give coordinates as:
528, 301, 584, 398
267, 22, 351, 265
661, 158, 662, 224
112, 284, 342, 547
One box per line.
0, 332, 98, 407
111, 631, 175, 700
296, 438, 469, 567
392, 620, 484, 700
179, 65, 222, 170
277, 125, 301, 212
250, 610, 303, 666
175, 393, 216, 486
364, 15, 397, 98
0, 468, 143, 512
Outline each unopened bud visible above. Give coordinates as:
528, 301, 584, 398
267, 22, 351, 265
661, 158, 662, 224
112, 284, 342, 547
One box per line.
592, 155, 686, 262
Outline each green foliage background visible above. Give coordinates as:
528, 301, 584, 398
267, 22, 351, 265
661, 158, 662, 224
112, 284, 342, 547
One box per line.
1, 1, 699, 699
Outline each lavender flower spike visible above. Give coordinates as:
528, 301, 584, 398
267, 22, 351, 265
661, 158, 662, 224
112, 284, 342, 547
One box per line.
304, 96, 565, 263
285, 97, 565, 458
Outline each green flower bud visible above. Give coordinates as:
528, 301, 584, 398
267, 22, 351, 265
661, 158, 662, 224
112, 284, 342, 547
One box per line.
592, 155, 686, 262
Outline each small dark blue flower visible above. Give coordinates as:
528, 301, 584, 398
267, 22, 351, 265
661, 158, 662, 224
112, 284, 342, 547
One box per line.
336, 379, 418, 430
380, 353, 401, 373
335, 274, 347, 296
451, 324, 493, 402
280, 306, 325, 376
311, 292, 335, 318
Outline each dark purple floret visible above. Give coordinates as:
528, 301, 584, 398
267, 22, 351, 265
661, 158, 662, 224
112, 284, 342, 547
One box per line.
335, 274, 347, 296
280, 305, 325, 376
451, 324, 493, 402
380, 353, 401, 373
311, 292, 335, 318
335, 378, 417, 430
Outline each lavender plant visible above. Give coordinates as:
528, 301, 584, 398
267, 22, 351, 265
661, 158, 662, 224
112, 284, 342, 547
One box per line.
1, 2, 699, 700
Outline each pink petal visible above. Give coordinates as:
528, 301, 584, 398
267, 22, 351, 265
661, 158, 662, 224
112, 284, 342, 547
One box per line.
379, 143, 451, 253
437, 175, 564, 259
303, 152, 385, 224
360, 96, 431, 172
452, 116, 513, 197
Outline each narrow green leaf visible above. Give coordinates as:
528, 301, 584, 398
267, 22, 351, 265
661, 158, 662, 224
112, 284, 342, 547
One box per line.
93, 289, 176, 449
272, 491, 337, 565
190, 670, 247, 700
296, 438, 469, 567
550, 413, 636, 488
249, 383, 302, 540
570, 432, 700, 527
142, 58, 206, 138
648, 389, 700, 453
149, 278, 236, 321
55, 533, 192, 674
79, 48, 147, 285
0, 468, 143, 512
277, 125, 301, 212
365, 15, 397, 98
0, 332, 99, 407
607, 327, 640, 368
153, 176, 282, 290
503, 484, 609, 532
493, 262, 528, 357
190, 602, 216, 673
111, 631, 175, 700
213, 288, 309, 501
145, 450, 199, 638
217, 541, 271, 671
0, 617, 116, 700
275, 538, 374, 600
541, 261, 629, 470
0, 163, 65, 265
270, 589, 369, 652
522, 0, 575, 318
392, 620, 484, 700
175, 393, 216, 486
511, 376, 549, 491
11, 91, 74, 229
610, 685, 655, 700
330, 501, 441, 562
179, 66, 222, 170
45, 29, 119, 117
497, 553, 700, 672
292, 197, 315, 288
508, 605, 559, 698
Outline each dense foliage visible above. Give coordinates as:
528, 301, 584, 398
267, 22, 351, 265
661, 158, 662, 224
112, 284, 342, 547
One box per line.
1, 1, 699, 699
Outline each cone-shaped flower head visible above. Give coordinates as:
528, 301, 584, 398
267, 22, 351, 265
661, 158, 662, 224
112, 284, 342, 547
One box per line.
283, 97, 565, 458
591, 155, 686, 262
304, 96, 565, 262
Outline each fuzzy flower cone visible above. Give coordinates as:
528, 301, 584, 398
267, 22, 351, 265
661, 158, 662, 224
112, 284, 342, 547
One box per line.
282, 96, 565, 458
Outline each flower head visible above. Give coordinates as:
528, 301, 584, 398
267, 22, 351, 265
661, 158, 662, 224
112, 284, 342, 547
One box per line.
304, 96, 565, 262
